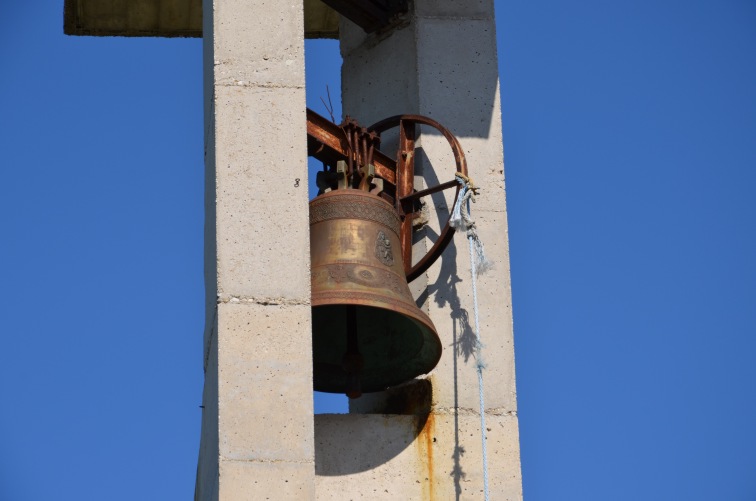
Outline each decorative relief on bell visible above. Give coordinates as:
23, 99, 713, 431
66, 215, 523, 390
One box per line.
375, 230, 394, 266
309, 193, 401, 236
323, 262, 411, 301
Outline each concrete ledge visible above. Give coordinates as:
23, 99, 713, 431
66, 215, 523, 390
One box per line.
314, 413, 522, 500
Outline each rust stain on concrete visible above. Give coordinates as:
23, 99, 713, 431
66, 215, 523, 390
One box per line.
415, 412, 435, 500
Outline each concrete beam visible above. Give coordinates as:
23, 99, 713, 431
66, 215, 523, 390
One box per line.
64, 0, 340, 39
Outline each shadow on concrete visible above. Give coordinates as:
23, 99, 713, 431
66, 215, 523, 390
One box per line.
314, 380, 431, 476
418, 145, 477, 500
423, 235, 473, 500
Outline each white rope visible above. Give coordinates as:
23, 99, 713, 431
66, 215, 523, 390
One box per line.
452, 173, 492, 501
450, 174, 493, 275
470, 235, 490, 501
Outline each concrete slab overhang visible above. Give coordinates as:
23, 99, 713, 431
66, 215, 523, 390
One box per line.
63, 0, 341, 38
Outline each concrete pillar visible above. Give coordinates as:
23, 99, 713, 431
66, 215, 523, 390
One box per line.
195, 1, 314, 499
315, 1, 522, 499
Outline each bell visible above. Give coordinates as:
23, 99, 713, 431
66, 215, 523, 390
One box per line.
310, 189, 442, 397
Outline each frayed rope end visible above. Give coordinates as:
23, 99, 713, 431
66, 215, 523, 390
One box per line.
476, 256, 494, 276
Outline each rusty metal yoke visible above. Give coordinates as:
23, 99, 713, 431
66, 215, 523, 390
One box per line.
307, 107, 468, 283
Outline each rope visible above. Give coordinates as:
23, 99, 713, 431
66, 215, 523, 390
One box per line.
470, 236, 489, 501
450, 174, 493, 275
451, 173, 493, 501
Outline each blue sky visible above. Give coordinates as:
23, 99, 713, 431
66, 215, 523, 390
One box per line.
1, 1, 755, 500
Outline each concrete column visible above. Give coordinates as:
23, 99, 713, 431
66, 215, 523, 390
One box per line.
315, 1, 522, 499
195, 1, 314, 499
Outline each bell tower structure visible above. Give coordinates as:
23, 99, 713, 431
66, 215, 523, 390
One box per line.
64, 0, 521, 498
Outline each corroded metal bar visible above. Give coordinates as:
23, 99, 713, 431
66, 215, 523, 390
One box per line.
400, 179, 457, 207
396, 119, 415, 275
306, 108, 396, 186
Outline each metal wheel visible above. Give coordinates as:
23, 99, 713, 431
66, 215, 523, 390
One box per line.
368, 115, 468, 282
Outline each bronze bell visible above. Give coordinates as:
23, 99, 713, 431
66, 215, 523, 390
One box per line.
310, 189, 442, 397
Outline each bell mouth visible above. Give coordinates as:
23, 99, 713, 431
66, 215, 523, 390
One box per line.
312, 304, 441, 394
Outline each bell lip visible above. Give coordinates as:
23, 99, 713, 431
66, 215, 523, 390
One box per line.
311, 301, 443, 394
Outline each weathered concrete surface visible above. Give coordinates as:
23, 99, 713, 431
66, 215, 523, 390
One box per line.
64, 0, 339, 38
330, 1, 522, 498
315, 413, 521, 500
219, 461, 315, 500
216, 303, 314, 461
195, 0, 314, 498
212, 85, 311, 302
